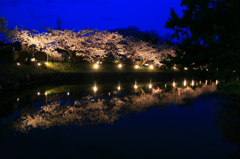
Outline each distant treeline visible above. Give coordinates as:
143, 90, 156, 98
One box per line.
109, 26, 175, 46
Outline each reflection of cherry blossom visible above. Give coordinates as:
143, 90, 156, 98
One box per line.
10, 84, 217, 133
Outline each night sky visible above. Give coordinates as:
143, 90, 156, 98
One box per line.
0, 0, 184, 36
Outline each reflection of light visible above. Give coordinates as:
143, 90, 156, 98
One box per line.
37, 92, 40, 95
184, 79, 186, 87
45, 92, 47, 96
205, 80, 208, 85
149, 84, 152, 88
118, 64, 122, 68
135, 65, 139, 69
150, 65, 153, 69
191, 80, 194, 86
93, 86, 97, 92
38, 63, 41, 66
17, 62, 20, 66
134, 84, 138, 89
17, 98, 19, 102
94, 64, 98, 68
145, 63, 149, 66
118, 86, 121, 90
67, 92, 70, 96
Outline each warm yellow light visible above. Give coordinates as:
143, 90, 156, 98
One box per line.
184, 67, 188, 70
173, 81, 175, 87
191, 80, 194, 86
93, 86, 97, 92
134, 84, 138, 89
94, 64, 98, 68
174, 67, 176, 69
216, 80, 218, 85
45, 92, 47, 96
37, 92, 40, 95
118, 64, 122, 68
149, 84, 152, 88
118, 86, 121, 90
135, 65, 139, 69
184, 79, 186, 87
38, 63, 41, 66
17, 62, 20, 66
45, 62, 48, 65
150, 65, 153, 69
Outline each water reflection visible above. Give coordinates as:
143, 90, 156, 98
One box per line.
3, 84, 218, 133
213, 98, 240, 158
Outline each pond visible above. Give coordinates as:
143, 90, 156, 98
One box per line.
0, 78, 239, 159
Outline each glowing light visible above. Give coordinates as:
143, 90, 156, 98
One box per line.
165, 84, 167, 88
38, 63, 41, 66
100, 62, 102, 64
17, 62, 20, 66
67, 92, 70, 96
173, 80, 175, 87
37, 92, 40, 95
69, 57, 71, 59
118, 86, 121, 90
135, 65, 139, 69
45, 62, 48, 65
191, 80, 194, 86
184, 79, 186, 87
149, 84, 152, 89
205, 80, 208, 85
145, 63, 149, 66
17, 98, 19, 102
94, 64, 98, 68
178, 91, 181, 96
150, 65, 153, 69
199, 81, 202, 85
30, 58, 36, 62
45, 92, 47, 96
184, 67, 188, 70
134, 84, 138, 89
206, 69, 208, 71
216, 80, 218, 85
174, 67, 176, 69
93, 86, 97, 92
118, 64, 122, 68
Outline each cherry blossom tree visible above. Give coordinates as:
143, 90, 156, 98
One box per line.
12, 29, 59, 61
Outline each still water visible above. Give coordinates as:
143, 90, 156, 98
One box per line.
0, 79, 239, 159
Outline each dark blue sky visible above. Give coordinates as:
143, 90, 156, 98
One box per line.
1, 0, 184, 36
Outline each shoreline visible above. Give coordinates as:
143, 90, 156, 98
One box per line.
0, 72, 183, 90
